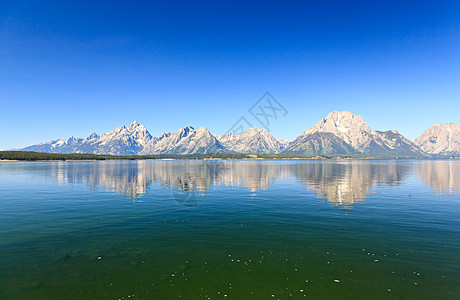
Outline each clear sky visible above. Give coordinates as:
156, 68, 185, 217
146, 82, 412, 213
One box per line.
1, 0, 459, 150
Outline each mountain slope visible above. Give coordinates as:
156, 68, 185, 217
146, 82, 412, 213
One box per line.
284, 111, 423, 156
284, 132, 359, 155
20, 112, 454, 157
414, 123, 460, 155
219, 127, 285, 154
22, 121, 153, 155
377, 130, 425, 156
140, 126, 228, 154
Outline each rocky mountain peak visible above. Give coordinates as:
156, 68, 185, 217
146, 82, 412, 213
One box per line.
219, 133, 239, 145
219, 126, 284, 154
20, 111, 454, 157
323, 111, 369, 132
126, 121, 150, 133
326, 110, 361, 121
197, 127, 211, 134
127, 120, 140, 129
414, 123, 460, 155
65, 136, 80, 143
180, 126, 194, 135
286, 111, 424, 156
301, 111, 373, 150
87, 132, 99, 140
139, 125, 226, 155
244, 127, 261, 134
242, 127, 271, 137
220, 132, 238, 139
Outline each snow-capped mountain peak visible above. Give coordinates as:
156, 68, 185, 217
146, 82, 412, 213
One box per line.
22, 122, 153, 155
86, 132, 100, 140
285, 111, 423, 156
140, 126, 226, 154
20, 112, 455, 157
219, 126, 285, 154
415, 123, 460, 155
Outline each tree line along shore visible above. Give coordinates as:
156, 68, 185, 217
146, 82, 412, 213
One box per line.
0, 151, 328, 161
0, 151, 453, 161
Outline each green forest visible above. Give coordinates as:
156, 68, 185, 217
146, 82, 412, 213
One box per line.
0, 151, 346, 161
0, 151, 440, 161
0, 151, 329, 161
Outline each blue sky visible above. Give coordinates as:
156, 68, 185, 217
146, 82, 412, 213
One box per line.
1, 0, 459, 149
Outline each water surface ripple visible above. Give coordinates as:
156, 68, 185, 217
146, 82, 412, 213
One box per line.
0, 159, 459, 299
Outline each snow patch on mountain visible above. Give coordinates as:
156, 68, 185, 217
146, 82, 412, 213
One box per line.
415, 123, 460, 155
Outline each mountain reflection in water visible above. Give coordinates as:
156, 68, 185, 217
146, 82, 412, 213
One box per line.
39, 159, 460, 206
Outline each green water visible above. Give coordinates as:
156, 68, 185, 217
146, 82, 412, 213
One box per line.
0, 160, 459, 299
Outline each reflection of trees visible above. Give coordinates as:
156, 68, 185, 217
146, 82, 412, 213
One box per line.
416, 160, 460, 194
40, 160, 458, 206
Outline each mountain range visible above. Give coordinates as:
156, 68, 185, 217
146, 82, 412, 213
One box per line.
21, 111, 460, 157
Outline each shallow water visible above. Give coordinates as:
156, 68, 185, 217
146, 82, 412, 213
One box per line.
0, 159, 459, 299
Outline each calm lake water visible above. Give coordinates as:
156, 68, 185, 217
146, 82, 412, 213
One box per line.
0, 159, 459, 299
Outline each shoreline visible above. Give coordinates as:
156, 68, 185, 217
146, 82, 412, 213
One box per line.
1, 157, 458, 162
1, 151, 457, 162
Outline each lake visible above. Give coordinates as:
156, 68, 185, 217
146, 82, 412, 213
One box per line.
0, 159, 459, 299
